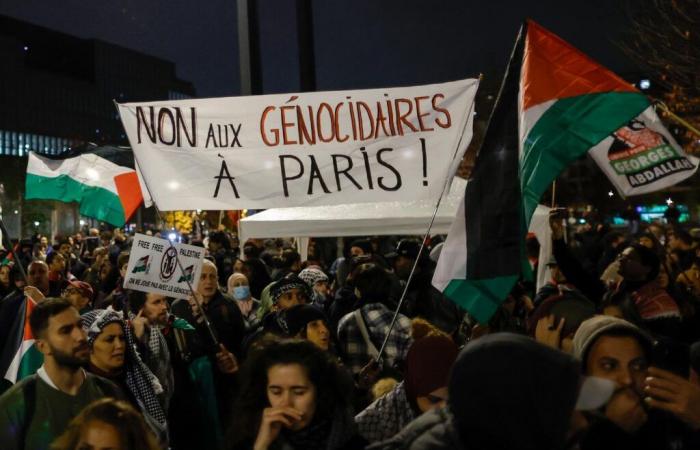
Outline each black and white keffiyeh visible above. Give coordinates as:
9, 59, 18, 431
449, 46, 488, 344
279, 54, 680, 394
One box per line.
81, 308, 168, 430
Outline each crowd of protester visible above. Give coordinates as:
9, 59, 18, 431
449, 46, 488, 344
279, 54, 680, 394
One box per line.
0, 209, 699, 449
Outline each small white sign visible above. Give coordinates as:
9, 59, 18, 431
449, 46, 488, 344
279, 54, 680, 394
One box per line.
123, 233, 204, 299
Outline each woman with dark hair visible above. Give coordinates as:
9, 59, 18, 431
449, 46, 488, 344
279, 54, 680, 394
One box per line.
229, 340, 366, 450
51, 398, 160, 450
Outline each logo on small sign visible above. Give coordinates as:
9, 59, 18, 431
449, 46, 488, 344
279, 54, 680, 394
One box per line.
160, 247, 178, 281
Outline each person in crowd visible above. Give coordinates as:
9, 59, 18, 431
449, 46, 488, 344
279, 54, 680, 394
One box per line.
82, 246, 108, 289
242, 258, 272, 301
532, 255, 590, 309
551, 213, 682, 337
370, 333, 615, 450
298, 267, 330, 310
50, 398, 160, 450
57, 238, 88, 280
93, 259, 120, 309
529, 291, 596, 353
572, 315, 700, 449
386, 239, 463, 334
0, 262, 13, 299
0, 261, 50, 359
130, 291, 224, 450
61, 280, 93, 313
171, 259, 246, 359
208, 231, 236, 287
258, 273, 312, 322
337, 264, 412, 376
170, 259, 242, 435
275, 304, 332, 351
0, 299, 123, 450
355, 334, 458, 443
126, 291, 174, 411
228, 272, 260, 331
80, 308, 168, 444
271, 249, 302, 281
229, 340, 366, 450
46, 251, 69, 297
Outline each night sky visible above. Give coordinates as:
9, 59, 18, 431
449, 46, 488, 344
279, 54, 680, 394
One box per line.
0, 0, 638, 97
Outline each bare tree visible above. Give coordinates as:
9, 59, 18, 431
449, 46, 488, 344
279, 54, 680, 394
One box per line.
619, 0, 700, 153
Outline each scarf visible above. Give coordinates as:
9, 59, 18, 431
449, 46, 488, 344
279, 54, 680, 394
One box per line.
81, 308, 168, 431
631, 280, 681, 321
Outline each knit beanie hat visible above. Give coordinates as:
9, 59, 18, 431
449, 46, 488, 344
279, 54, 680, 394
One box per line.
270, 274, 312, 304
298, 267, 329, 288
276, 304, 328, 336
404, 335, 458, 402
572, 315, 654, 367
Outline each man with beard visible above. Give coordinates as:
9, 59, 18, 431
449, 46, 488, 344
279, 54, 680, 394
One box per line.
0, 298, 122, 450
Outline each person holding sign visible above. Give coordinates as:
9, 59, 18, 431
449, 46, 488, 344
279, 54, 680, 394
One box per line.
170, 259, 245, 434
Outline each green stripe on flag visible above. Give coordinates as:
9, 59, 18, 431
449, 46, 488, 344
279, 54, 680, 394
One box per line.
444, 275, 519, 324
520, 92, 649, 224
17, 345, 42, 381
25, 173, 126, 226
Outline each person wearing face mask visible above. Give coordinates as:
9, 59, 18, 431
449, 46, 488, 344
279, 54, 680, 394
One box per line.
298, 268, 331, 312
228, 272, 260, 331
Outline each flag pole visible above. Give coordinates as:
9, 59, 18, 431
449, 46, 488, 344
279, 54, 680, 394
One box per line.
654, 101, 700, 138
376, 78, 478, 362
0, 218, 29, 284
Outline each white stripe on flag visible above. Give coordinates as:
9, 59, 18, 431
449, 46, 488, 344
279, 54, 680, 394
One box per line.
4, 339, 36, 384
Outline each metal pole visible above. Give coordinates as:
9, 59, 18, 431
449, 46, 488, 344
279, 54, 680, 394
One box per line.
237, 0, 262, 95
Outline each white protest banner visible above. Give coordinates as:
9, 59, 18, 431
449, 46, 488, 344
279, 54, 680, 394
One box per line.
123, 233, 204, 299
588, 106, 698, 197
117, 79, 478, 210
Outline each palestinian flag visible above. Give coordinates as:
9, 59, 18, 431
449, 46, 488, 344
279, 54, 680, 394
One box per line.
26, 152, 145, 227
0, 297, 43, 384
178, 265, 194, 283
132, 255, 150, 273
433, 20, 658, 323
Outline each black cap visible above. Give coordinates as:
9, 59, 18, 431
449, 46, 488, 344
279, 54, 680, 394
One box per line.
385, 239, 421, 260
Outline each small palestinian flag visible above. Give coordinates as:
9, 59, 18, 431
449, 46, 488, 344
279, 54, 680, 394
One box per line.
132, 255, 149, 273
178, 265, 194, 283
0, 297, 43, 384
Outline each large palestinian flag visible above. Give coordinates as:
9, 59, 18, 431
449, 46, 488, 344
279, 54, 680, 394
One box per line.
26, 152, 145, 227
433, 20, 693, 323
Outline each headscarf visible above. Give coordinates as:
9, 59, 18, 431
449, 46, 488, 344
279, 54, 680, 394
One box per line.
81, 308, 167, 430
299, 268, 329, 288
270, 274, 312, 304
